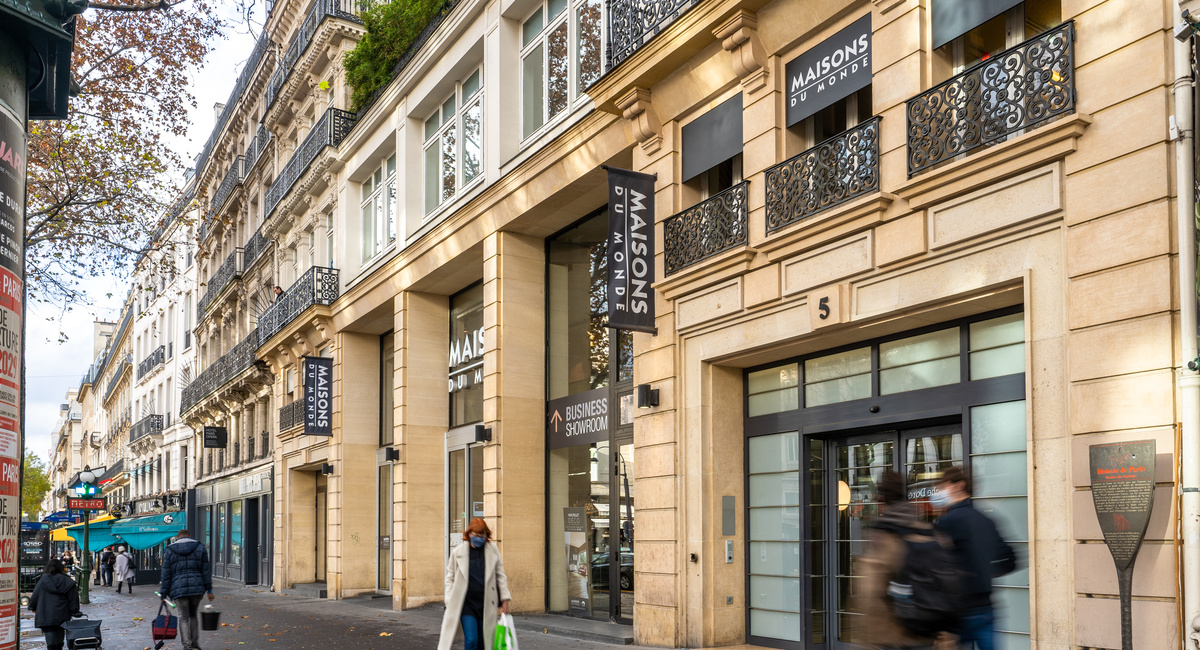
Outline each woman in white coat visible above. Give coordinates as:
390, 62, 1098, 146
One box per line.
114, 547, 136, 594
438, 518, 511, 650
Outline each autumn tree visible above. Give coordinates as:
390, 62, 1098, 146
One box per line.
21, 451, 52, 521
24, 0, 223, 319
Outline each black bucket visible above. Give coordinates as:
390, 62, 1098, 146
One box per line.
200, 607, 220, 631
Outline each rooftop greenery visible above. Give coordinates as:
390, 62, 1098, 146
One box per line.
344, 0, 452, 113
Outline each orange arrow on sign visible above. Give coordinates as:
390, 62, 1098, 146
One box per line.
549, 410, 563, 432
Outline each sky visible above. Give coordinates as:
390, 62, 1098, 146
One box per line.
24, 4, 260, 466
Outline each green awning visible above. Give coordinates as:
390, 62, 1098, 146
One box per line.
110, 512, 187, 550
63, 516, 120, 553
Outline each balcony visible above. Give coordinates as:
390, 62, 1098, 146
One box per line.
193, 33, 272, 180
244, 124, 272, 172
197, 247, 244, 323
278, 400, 303, 431
906, 21, 1075, 177
208, 155, 246, 219
265, 107, 356, 219
663, 181, 749, 276
607, 0, 700, 71
137, 346, 165, 380
765, 117, 880, 234
265, 0, 362, 112
129, 414, 163, 443
243, 228, 270, 270
179, 328, 261, 414
258, 266, 340, 343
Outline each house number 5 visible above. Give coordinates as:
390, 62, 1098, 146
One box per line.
818, 297, 830, 320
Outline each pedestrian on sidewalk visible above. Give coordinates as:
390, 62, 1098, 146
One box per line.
115, 546, 136, 594
438, 518, 512, 650
100, 546, 115, 587
28, 558, 82, 650
934, 466, 1017, 650
160, 530, 214, 650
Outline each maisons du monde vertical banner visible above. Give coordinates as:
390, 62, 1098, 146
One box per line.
605, 167, 656, 333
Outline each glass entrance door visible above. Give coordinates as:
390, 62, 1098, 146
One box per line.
447, 432, 484, 553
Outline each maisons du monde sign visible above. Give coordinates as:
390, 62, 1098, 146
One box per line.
785, 14, 873, 127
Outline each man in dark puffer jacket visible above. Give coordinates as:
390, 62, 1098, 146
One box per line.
160, 530, 214, 650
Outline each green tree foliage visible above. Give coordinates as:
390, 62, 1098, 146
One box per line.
21, 452, 52, 521
344, 0, 451, 112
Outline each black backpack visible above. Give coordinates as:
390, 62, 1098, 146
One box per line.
886, 523, 962, 637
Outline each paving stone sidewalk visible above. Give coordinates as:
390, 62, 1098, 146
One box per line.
19, 579, 641, 650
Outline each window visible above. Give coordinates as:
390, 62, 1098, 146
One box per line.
361, 155, 398, 264
424, 68, 483, 216
934, 0, 1061, 76
519, 0, 603, 140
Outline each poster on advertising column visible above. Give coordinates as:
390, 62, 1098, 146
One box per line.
303, 356, 333, 436
605, 166, 656, 333
0, 107, 25, 650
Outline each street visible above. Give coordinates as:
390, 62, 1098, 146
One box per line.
19, 581, 642, 650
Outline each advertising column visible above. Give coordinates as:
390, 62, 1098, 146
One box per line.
0, 103, 24, 650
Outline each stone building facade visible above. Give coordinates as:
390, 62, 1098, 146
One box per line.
177, 0, 1195, 648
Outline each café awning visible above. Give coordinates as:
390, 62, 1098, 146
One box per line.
110, 511, 186, 550
61, 515, 119, 552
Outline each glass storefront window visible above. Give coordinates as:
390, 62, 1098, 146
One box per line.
217, 503, 227, 564
230, 501, 243, 566
381, 332, 395, 445
450, 284, 484, 427
748, 364, 799, 416
548, 441, 612, 620
449, 449, 466, 543
748, 432, 801, 642
879, 328, 960, 395
805, 349, 870, 407
969, 313, 1025, 380
378, 464, 393, 590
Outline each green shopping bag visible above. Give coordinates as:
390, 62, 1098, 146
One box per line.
493, 613, 519, 650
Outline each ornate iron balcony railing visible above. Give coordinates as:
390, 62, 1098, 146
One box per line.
103, 358, 130, 404
765, 117, 880, 234
179, 328, 261, 414
258, 266, 340, 343
265, 0, 362, 111
137, 346, 165, 380
193, 33, 271, 179
209, 155, 246, 218
663, 181, 749, 276
608, 0, 700, 71
129, 414, 163, 443
906, 21, 1075, 177
197, 247, 244, 323
243, 229, 270, 270
278, 400, 303, 431
265, 108, 356, 219
244, 124, 272, 172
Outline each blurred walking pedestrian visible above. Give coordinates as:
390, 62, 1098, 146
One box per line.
115, 546, 136, 594
438, 518, 512, 650
160, 530, 214, 650
28, 558, 82, 650
934, 466, 1017, 650
100, 546, 115, 586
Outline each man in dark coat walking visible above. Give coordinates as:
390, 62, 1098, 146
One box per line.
160, 530, 214, 650
99, 547, 115, 586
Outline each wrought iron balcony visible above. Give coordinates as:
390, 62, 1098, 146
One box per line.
197, 247, 244, 323
129, 414, 163, 443
244, 124, 272, 171
906, 21, 1075, 177
765, 117, 880, 234
608, 0, 700, 71
663, 181, 749, 276
104, 356, 131, 403
265, 108, 356, 219
278, 400, 303, 431
179, 328, 261, 414
209, 156, 246, 218
265, 0, 362, 112
243, 228, 270, 270
137, 346, 165, 380
193, 33, 271, 179
258, 266, 340, 343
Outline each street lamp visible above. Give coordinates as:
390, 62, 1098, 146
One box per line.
76, 467, 98, 605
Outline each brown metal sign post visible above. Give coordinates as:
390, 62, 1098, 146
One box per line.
1088, 440, 1156, 650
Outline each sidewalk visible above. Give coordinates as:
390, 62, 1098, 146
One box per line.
20, 578, 651, 649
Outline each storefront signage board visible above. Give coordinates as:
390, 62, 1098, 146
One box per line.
785, 14, 872, 127
605, 166, 656, 333
303, 356, 332, 436
0, 108, 24, 650
1089, 440, 1155, 650
202, 426, 227, 449
547, 387, 609, 450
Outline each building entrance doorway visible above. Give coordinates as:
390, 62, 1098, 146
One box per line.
446, 425, 484, 553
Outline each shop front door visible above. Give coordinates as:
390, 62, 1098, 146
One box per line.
259, 495, 272, 588
316, 475, 327, 582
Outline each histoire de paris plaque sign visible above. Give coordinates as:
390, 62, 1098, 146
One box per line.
1089, 440, 1156, 650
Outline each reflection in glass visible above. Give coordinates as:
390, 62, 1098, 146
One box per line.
378, 464, 393, 589
449, 449, 465, 542
547, 213, 612, 400
230, 501, 242, 565
748, 432, 801, 641
548, 22, 569, 119
424, 143, 440, 215
548, 442, 613, 620
442, 122, 457, 203
575, 0, 602, 92
463, 100, 482, 184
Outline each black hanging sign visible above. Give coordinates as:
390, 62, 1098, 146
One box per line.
303, 356, 333, 436
785, 14, 873, 127
1089, 440, 1156, 650
547, 387, 608, 450
202, 426, 227, 449
605, 166, 656, 333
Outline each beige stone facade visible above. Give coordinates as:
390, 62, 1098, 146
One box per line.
178, 0, 1194, 647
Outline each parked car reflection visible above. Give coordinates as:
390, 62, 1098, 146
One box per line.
590, 552, 633, 591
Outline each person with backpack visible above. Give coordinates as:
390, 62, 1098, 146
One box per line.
115, 546, 137, 594
160, 530, 214, 650
28, 558, 82, 650
860, 470, 950, 649
934, 466, 1017, 650
99, 547, 115, 587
